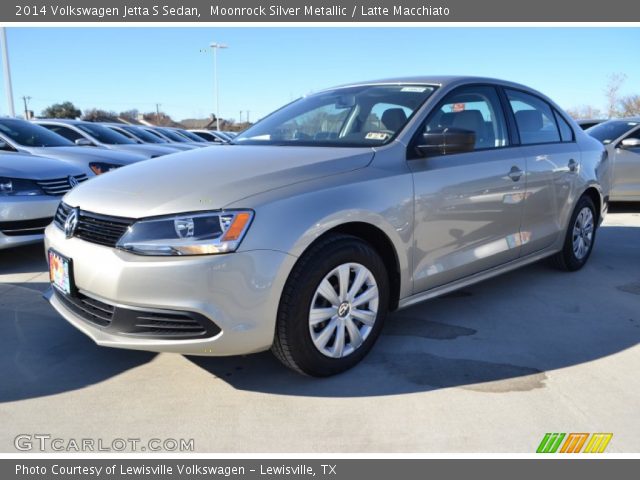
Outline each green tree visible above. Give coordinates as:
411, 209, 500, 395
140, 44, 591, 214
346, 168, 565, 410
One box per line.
41, 101, 81, 119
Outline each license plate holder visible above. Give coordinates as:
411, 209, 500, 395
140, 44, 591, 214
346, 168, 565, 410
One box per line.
48, 249, 76, 296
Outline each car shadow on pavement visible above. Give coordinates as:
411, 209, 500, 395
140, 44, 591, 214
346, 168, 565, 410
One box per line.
1, 222, 638, 401
609, 202, 640, 214
0, 281, 156, 403
0, 243, 48, 276
187, 224, 640, 397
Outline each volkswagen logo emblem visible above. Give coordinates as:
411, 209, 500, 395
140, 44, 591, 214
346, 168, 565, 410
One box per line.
64, 208, 80, 239
68, 176, 79, 188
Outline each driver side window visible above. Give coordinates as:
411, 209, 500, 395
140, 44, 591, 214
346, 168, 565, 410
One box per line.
424, 86, 509, 151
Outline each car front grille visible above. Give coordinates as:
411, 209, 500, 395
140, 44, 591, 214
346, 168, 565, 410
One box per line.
52, 288, 219, 340
36, 174, 88, 196
128, 311, 210, 338
0, 218, 52, 236
53, 202, 134, 247
55, 288, 115, 328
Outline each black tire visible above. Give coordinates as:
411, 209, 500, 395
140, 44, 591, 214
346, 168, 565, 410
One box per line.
272, 234, 389, 376
550, 195, 598, 271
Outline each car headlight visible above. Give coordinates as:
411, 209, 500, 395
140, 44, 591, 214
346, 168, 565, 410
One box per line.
89, 162, 122, 175
116, 210, 254, 256
0, 177, 44, 196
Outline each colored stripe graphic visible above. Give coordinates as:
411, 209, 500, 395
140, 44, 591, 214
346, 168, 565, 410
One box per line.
560, 433, 589, 453
537, 433, 613, 453
583, 433, 613, 453
536, 433, 565, 453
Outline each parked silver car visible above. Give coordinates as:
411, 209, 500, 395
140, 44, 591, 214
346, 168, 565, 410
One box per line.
189, 129, 230, 143
44, 76, 608, 376
0, 118, 145, 176
1, 152, 87, 249
587, 118, 640, 201
103, 123, 194, 151
145, 126, 206, 148
34, 119, 180, 158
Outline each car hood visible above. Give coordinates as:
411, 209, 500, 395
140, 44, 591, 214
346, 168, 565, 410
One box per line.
22, 146, 146, 164
106, 144, 182, 157
0, 152, 84, 179
63, 145, 374, 218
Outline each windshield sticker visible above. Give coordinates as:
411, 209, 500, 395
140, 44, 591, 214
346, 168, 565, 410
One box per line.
365, 132, 391, 141
401, 86, 427, 93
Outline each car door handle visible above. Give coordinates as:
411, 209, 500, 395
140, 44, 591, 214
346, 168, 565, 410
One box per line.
508, 166, 524, 182
568, 159, 578, 172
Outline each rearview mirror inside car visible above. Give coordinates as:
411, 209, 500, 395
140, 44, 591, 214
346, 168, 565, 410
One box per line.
415, 128, 476, 157
620, 138, 640, 149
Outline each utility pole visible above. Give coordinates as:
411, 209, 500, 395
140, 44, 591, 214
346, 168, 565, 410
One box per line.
21, 95, 31, 119
210, 42, 228, 131
155, 103, 161, 124
0, 27, 15, 117
246, 110, 250, 124
239, 110, 242, 124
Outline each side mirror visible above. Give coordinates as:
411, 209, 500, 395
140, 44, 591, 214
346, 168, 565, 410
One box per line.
415, 128, 476, 157
620, 138, 640, 149
75, 138, 94, 147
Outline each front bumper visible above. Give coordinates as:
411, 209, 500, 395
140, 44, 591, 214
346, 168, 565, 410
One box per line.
44, 224, 297, 356
0, 195, 60, 249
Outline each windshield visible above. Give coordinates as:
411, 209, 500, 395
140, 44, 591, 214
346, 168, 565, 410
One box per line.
157, 128, 189, 143
122, 125, 164, 144
177, 129, 207, 142
77, 123, 136, 145
587, 120, 639, 144
233, 84, 436, 147
0, 119, 74, 147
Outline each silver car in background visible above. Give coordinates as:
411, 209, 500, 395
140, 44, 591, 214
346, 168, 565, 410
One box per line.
34, 119, 181, 158
1, 152, 86, 249
587, 118, 640, 201
0, 118, 146, 176
103, 123, 196, 151
45, 76, 608, 376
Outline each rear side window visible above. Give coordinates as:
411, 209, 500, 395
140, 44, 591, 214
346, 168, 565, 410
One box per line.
506, 89, 561, 145
554, 110, 574, 142
43, 124, 85, 142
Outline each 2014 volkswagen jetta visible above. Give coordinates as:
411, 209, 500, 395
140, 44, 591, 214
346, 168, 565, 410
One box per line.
44, 76, 609, 376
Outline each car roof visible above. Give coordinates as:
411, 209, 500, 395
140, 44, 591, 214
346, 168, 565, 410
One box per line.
35, 118, 85, 124
323, 75, 540, 92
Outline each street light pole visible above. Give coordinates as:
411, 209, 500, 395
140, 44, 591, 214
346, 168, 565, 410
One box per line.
0, 27, 16, 117
210, 42, 228, 131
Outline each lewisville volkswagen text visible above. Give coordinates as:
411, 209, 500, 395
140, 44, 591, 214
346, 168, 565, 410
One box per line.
44, 76, 609, 376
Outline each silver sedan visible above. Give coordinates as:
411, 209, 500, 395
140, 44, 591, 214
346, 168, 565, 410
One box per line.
45, 76, 608, 376
1, 152, 87, 249
587, 118, 640, 201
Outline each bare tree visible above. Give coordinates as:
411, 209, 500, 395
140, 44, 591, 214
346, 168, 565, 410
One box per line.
119, 109, 140, 122
604, 73, 627, 118
618, 95, 640, 117
566, 105, 604, 120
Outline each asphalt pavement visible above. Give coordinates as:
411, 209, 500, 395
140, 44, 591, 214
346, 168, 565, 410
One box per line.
1, 205, 639, 452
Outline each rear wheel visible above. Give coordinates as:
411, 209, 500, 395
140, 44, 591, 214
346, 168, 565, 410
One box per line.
551, 195, 597, 271
272, 234, 389, 376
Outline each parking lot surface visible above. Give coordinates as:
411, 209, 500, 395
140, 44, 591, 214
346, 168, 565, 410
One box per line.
1, 206, 639, 453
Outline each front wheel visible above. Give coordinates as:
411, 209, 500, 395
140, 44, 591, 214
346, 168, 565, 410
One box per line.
551, 195, 598, 271
272, 234, 389, 376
